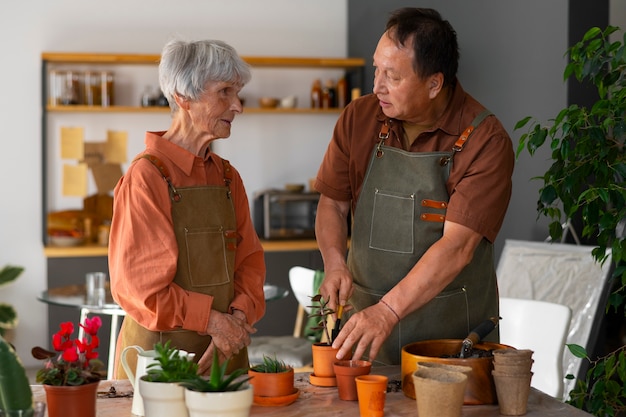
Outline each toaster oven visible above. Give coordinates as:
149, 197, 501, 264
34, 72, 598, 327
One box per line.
253, 189, 319, 240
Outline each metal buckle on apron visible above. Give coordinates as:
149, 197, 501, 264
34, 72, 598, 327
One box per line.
376, 122, 391, 158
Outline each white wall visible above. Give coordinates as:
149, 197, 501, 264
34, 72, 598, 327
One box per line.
0, 0, 347, 367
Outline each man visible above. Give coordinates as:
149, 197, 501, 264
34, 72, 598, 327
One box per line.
314, 7, 514, 365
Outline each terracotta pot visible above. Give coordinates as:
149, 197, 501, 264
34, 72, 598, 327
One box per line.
333, 360, 371, 401
311, 343, 341, 377
44, 381, 99, 417
401, 339, 512, 405
248, 367, 295, 398
355, 375, 388, 417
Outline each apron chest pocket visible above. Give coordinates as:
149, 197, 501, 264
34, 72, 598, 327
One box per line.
369, 189, 415, 254
183, 226, 231, 287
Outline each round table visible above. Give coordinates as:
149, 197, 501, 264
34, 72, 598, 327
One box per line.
38, 284, 288, 378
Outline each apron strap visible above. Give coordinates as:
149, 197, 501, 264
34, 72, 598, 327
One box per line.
452, 109, 493, 152
134, 154, 234, 201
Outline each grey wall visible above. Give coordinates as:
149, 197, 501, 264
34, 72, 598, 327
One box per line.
347, 0, 609, 261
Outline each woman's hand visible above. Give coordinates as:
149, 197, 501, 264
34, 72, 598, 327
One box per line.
197, 310, 256, 375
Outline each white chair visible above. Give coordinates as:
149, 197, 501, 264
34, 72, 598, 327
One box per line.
499, 297, 572, 400
247, 266, 319, 369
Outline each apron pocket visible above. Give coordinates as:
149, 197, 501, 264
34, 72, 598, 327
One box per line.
184, 226, 231, 287
369, 189, 414, 254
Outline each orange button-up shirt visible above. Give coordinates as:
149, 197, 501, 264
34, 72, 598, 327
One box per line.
109, 131, 266, 333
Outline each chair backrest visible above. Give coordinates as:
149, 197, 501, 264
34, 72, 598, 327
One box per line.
496, 239, 612, 398
499, 297, 572, 400
289, 266, 317, 314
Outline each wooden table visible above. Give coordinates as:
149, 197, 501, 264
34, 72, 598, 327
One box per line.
31, 367, 592, 416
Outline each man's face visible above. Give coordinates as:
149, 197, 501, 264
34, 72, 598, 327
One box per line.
372, 32, 440, 124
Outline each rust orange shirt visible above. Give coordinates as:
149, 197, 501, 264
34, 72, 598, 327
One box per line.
109, 131, 265, 333
315, 82, 514, 243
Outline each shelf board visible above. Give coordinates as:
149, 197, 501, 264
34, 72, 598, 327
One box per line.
46, 105, 344, 114
41, 52, 365, 69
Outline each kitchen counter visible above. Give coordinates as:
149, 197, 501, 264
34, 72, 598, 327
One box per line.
30, 367, 592, 416
43, 239, 321, 258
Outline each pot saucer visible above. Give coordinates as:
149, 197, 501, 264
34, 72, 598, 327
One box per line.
253, 388, 300, 406
309, 373, 337, 387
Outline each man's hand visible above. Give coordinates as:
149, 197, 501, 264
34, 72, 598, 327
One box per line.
331, 301, 398, 363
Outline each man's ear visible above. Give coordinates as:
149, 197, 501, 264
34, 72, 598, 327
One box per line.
428, 73, 444, 99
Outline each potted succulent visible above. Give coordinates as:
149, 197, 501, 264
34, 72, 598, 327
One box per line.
180, 349, 253, 417
307, 294, 350, 385
515, 25, 626, 416
138, 340, 199, 417
0, 265, 24, 338
0, 334, 34, 416
248, 355, 297, 405
31, 316, 104, 417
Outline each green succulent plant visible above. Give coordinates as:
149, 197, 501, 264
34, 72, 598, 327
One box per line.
180, 349, 250, 392
141, 340, 199, 383
249, 354, 291, 373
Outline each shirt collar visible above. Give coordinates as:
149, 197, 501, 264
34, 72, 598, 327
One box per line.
144, 131, 219, 176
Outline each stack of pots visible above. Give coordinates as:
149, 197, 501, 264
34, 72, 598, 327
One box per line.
491, 348, 534, 415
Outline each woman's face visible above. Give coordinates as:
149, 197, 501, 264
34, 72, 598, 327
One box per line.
186, 80, 244, 140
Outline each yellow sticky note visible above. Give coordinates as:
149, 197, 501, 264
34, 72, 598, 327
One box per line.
60, 127, 84, 160
105, 130, 128, 164
62, 163, 88, 197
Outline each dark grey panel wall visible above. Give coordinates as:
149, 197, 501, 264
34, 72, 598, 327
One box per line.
347, 0, 606, 260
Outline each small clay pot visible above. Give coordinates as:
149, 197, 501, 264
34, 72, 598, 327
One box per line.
248, 367, 294, 398
333, 360, 372, 401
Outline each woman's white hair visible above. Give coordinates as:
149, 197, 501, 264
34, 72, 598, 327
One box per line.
158, 39, 251, 112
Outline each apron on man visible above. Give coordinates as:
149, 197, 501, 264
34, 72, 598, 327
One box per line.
347, 111, 499, 365
116, 155, 248, 379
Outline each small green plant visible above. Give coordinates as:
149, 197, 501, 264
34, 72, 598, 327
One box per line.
0, 265, 24, 336
307, 294, 335, 344
180, 349, 250, 392
142, 340, 199, 383
566, 343, 626, 416
250, 355, 291, 373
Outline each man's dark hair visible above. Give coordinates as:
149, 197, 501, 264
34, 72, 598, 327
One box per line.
386, 7, 459, 87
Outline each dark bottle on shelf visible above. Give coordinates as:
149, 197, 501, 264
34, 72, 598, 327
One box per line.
322, 79, 336, 109
310, 79, 322, 109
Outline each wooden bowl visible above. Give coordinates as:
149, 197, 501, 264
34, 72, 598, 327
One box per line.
401, 339, 513, 405
258, 97, 280, 109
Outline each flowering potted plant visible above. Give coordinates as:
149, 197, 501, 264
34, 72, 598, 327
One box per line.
31, 316, 104, 417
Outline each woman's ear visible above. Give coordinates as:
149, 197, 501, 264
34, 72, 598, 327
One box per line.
174, 93, 189, 110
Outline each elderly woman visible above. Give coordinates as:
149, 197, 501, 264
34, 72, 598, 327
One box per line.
109, 39, 265, 378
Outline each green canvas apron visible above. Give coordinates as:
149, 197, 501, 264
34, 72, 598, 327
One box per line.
116, 155, 248, 378
346, 111, 499, 365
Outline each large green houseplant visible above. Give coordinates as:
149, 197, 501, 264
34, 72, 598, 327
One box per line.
515, 25, 626, 416
0, 265, 24, 337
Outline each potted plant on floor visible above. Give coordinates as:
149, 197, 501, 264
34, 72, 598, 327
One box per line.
0, 265, 24, 339
248, 354, 298, 406
180, 349, 253, 417
31, 316, 104, 417
515, 24, 626, 416
138, 340, 199, 417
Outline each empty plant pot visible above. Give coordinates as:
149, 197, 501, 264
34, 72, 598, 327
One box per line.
333, 360, 372, 401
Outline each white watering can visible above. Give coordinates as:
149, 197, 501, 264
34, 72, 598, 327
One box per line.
121, 345, 195, 416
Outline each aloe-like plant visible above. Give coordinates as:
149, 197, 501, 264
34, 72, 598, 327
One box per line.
515, 25, 626, 416
180, 349, 250, 392
141, 340, 199, 383
249, 354, 291, 373
0, 265, 24, 336
0, 334, 33, 414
